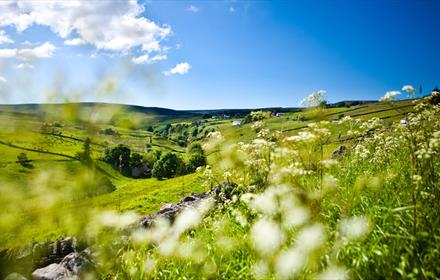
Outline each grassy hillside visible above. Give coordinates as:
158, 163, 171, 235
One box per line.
3, 98, 436, 280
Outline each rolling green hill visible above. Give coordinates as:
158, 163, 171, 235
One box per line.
0, 99, 416, 249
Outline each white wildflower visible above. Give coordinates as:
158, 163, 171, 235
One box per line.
174, 208, 202, 235
251, 218, 284, 255
301, 90, 327, 107
96, 211, 139, 229
339, 216, 370, 241
249, 191, 278, 215
322, 175, 338, 190
282, 206, 309, 229
253, 259, 270, 279
317, 266, 349, 280
402, 85, 416, 94
296, 224, 325, 252
380, 90, 401, 102
275, 247, 305, 279
320, 159, 338, 169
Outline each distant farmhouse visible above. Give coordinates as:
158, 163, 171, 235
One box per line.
232, 120, 244, 126
275, 112, 287, 117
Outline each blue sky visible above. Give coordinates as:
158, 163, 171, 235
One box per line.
0, 0, 439, 109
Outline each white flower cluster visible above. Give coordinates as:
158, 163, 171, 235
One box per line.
203, 131, 224, 150
379, 90, 401, 102
301, 90, 327, 107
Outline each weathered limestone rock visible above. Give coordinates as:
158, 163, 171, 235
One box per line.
31, 249, 91, 280
31, 263, 72, 280
140, 182, 235, 228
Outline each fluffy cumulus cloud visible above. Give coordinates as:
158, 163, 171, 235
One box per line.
0, 0, 171, 59
0, 41, 55, 61
163, 62, 191, 76
0, 30, 13, 44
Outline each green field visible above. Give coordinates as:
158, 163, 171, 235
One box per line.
4, 98, 440, 279
0, 100, 414, 247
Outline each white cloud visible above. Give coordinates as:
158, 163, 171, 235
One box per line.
0, 48, 16, 58
64, 38, 86, 46
0, 30, 13, 44
132, 53, 167, 64
0, 1, 171, 55
0, 41, 56, 60
0, 75, 6, 83
16, 63, 35, 69
187, 5, 200, 13
163, 62, 191, 76
19, 41, 55, 59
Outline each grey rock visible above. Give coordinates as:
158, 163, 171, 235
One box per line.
59, 250, 92, 275
31, 249, 91, 280
33, 237, 76, 267
140, 182, 235, 228
331, 145, 347, 159
31, 263, 72, 280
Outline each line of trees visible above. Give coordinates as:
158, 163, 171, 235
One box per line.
102, 142, 207, 180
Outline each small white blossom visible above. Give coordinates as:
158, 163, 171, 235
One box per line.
380, 90, 401, 102
402, 85, 416, 94
339, 216, 370, 241
251, 218, 284, 255
317, 266, 348, 280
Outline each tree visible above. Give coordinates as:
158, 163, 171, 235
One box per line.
186, 153, 207, 173
187, 142, 204, 154
102, 144, 131, 173
17, 152, 32, 168
152, 153, 184, 179
143, 152, 159, 168
77, 137, 92, 163
129, 152, 143, 168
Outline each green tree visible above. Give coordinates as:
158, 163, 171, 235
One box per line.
187, 142, 204, 154
17, 152, 32, 168
102, 144, 131, 173
129, 153, 143, 168
186, 152, 207, 173
77, 137, 92, 163
152, 153, 184, 179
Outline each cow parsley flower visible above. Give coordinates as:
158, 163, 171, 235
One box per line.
402, 85, 416, 93
275, 247, 305, 279
317, 266, 348, 280
251, 218, 284, 255
380, 91, 401, 102
339, 216, 370, 241
296, 224, 325, 252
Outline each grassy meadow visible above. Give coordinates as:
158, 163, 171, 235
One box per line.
1, 95, 440, 279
